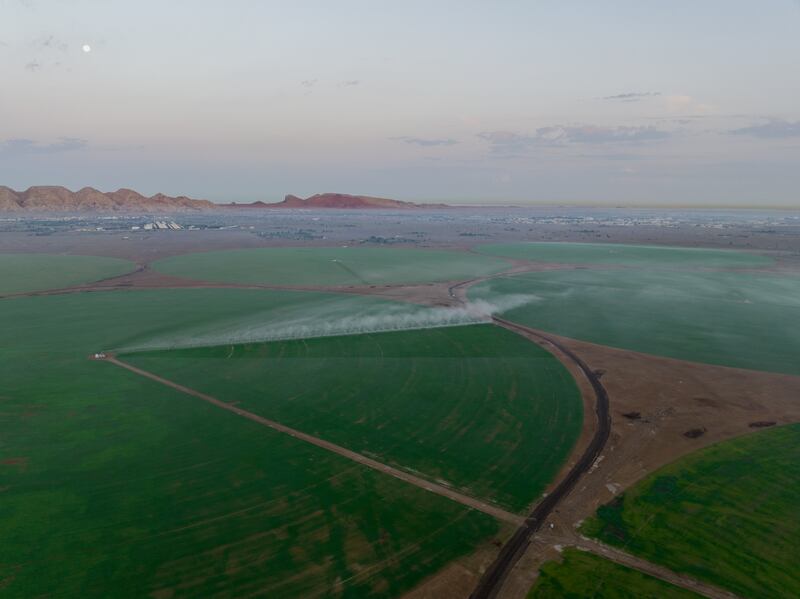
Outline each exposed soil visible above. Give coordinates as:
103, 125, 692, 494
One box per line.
402, 530, 514, 599
0, 457, 29, 471
683, 427, 707, 439
466, 318, 611, 599
498, 334, 800, 599
569, 538, 740, 599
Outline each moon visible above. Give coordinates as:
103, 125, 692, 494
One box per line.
82, 44, 92, 53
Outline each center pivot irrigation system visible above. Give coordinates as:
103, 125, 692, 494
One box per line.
87, 298, 611, 599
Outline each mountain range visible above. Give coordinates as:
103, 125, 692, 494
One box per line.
0, 186, 214, 212
0, 187, 449, 212
228, 193, 450, 210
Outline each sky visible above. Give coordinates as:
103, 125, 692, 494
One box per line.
1, 0, 799, 206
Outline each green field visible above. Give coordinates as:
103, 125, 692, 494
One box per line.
0, 290, 500, 597
123, 324, 583, 512
0, 355, 499, 597
152, 246, 510, 286
0, 253, 134, 294
475, 242, 772, 269
0, 287, 579, 596
470, 269, 800, 375
581, 424, 800, 599
528, 549, 701, 599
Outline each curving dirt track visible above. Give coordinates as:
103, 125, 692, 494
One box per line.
467, 317, 612, 599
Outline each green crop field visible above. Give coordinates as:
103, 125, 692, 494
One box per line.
470, 269, 800, 375
475, 242, 772, 269
581, 424, 800, 599
527, 549, 701, 599
0, 359, 499, 597
0, 287, 581, 596
152, 246, 510, 286
0, 289, 513, 597
0, 253, 134, 295
123, 324, 583, 512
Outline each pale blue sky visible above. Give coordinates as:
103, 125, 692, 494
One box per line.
1, 0, 799, 205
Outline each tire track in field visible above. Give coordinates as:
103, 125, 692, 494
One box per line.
101, 355, 525, 527
573, 538, 742, 599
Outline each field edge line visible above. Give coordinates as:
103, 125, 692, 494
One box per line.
100, 355, 525, 527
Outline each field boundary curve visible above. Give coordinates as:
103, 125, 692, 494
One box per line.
468, 318, 612, 599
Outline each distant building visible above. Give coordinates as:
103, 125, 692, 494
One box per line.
139, 221, 181, 231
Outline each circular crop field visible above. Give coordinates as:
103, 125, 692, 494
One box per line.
582, 424, 800, 599
1, 287, 584, 596
474, 242, 772, 269
471, 268, 800, 375
0, 253, 135, 295
152, 246, 511, 286
124, 322, 583, 512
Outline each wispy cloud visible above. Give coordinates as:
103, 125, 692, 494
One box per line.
576, 152, 643, 161
665, 94, 715, 114
37, 34, 68, 52
24, 60, 41, 71
478, 125, 670, 153
300, 79, 317, 87
0, 137, 89, 156
340, 79, 360, 87
600, 91, 661, 102
729, 119, 800, 139
391, 136, 459, 147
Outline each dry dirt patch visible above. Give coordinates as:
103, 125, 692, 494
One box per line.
499, 334, 800, 598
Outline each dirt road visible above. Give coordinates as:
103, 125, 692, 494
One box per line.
467, 318, 612, 599
574, 538, 741, 599
103, 355, 525, 527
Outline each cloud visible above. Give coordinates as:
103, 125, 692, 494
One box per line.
729, 119, 800, 139
24, 60, 41, 71
340, 79, 360, 87
600, 92, 661, 102
0, 137, 89, 156
392, 136, 459, 147
576, 152, 643, 161
476, 131, 539, 153
38, 34, 68, 52
300, 79, 317, 87
478, 125, 670, 152
665, 94, 715, 114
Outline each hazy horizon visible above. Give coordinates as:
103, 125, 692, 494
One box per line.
2, 1, 799, 207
